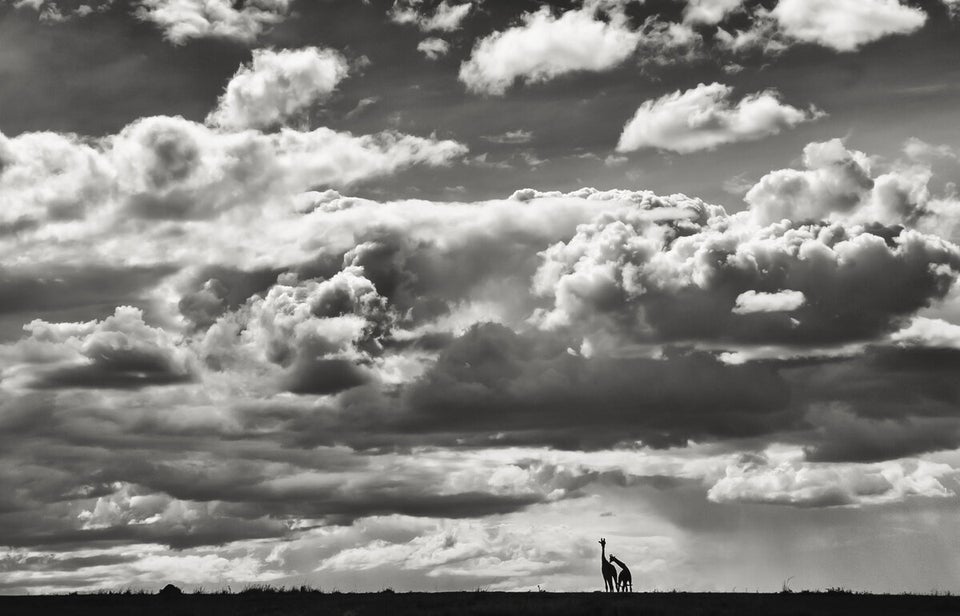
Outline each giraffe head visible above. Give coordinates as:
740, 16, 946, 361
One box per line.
599, 538, 606, 548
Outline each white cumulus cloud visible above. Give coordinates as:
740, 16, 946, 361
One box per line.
708, 451, 953, 508
770, 0, 926, 52
206, 47, 350, 131
733, 290, 806, 314
683, 0, 744, 25
417, 37, 450, 60
134, 0, 292, 45
459, 5, 641, 95
616, 82, 822, 154
891, 317, 960, 349
390, 0, 473, 32
744, 138, 936, 226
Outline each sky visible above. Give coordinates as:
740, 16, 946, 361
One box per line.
5, 0, 960, 596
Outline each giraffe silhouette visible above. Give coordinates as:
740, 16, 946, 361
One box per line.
609, 554, 633, 592
599, 538, 617, 592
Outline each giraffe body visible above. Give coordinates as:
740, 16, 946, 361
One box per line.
609, 554, 633, 592
599, 538, 618, 592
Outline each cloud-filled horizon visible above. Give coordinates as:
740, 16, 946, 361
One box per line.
4, 0, 960, 596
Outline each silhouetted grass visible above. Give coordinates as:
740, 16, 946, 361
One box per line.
4, 591, 960, 616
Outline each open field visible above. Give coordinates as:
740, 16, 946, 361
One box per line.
3, 591, 960, 616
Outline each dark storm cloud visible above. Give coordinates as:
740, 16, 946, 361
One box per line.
802, 408, 960, 463
399, 323, 792, 449
0, 466, 550, 550
0, 507, 289, 550
0, 393, 571, 549
0, 552, 138, 574
84, 449, 551, 521
29, 352, 192, 390
284, 356, 370, 395
796, 347, 960, 420
0, 264, 175, 316
7, 306, 194, 391
178, 266, 284, 329
241, 491, 547, 524
779, 346, 960, 462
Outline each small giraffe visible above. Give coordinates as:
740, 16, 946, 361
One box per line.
599, 538, 617, 592
609, 554, 633, 592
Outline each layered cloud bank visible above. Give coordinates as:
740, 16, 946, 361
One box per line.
3, 3, 960, 594
6, 85, 960, 589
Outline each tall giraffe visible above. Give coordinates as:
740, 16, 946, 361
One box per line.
599, 538, 617, 592
609, 554, 633, 592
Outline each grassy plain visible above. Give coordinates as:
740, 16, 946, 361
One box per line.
4, 590, 960, 616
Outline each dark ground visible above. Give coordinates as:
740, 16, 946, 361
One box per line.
4, 592, 960, 616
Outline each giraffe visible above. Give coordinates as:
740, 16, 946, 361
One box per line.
599, 538, 617, 592
609, 554, 633, 592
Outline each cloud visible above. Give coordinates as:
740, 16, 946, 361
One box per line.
682, 0, 744, 25
714, 16, 786, 55
5, 170, 960, 448
0, 264, 176, 317
113, 118, 465, 220
390, 0, 473, 32
748, 139, 849, 222
482, 130, 533, 145
7, 0, 960, 594
416, 37, 450, 60
399, 324, 791, 449
532, 190, 960, 350
902, 137, 957, 163
1, 306, 193, 390
616, 82, 823, 154
459, 5, 641, 95
7, 0, 114, 22
0, 47, 468, 346
708, 448, 953, 507
345, 97, 380, 119
713, 0, 927, 55
4, 132, 960, 584
891, 317, 960, 349
745, 138, 933, 226
134, 0, 292, 45
0, 129, 114, 225
732, 290, 806, 314
0, 114, 465, 227
801, 405, 960, 463
199, 268, 394, 395
769, 0, 926, 52
784, 344, 960, 461
634, 19, 705, 66
206, 47, 350, 131
315, 517, 579, 579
